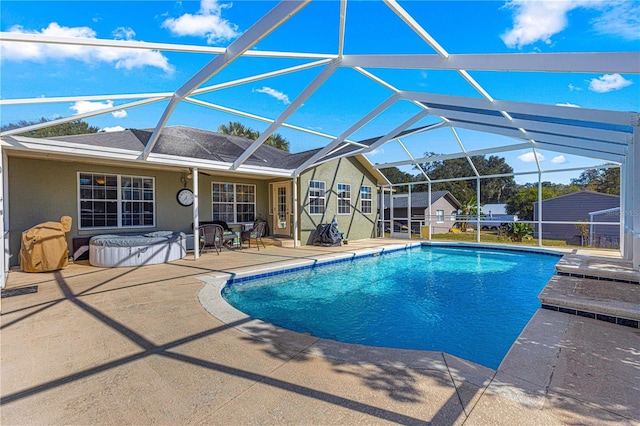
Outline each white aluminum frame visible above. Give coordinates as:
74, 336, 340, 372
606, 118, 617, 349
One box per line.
0, 0, 638, 275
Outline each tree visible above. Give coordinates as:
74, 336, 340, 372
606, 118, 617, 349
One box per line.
505, 185, 557, 221
218, 121, 289, 152
457, 197, 481, 232
2, 118, 99, 137
378, 167, 415, 192
414, 153, 516, 204
571, 167, 620, 195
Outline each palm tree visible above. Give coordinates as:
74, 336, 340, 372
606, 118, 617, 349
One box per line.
218, 121, 258, 139
217, 121, 289, 152
457, 198, 481, 232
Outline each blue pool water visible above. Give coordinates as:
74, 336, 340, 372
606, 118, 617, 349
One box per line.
223, 245, 560, 369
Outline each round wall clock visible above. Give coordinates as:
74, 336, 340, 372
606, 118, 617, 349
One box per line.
176, 188, 194, 206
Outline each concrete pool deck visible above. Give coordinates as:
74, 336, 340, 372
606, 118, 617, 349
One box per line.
1, 239, 638, 425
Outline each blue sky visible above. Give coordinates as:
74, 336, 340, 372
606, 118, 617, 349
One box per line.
1, 0, 639, 184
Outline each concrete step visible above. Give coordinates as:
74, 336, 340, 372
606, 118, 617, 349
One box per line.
539, 274, 639, 328
555, 254, 639, 284
262, 237, 298, 248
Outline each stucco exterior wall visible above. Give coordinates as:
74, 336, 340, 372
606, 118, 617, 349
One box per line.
299, 157, 379, 244
6, 156, 269, 266
427, 198, 459, 234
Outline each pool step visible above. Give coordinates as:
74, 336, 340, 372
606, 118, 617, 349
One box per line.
554, 254, 639, 284
539, 274, 639, 329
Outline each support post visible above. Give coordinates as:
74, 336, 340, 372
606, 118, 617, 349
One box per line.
379, 187, 385, 238
292, 175, 298, 248
192, 168, 199, 261
631, 126, 640, 270
0, 146, 5, 290
538, 173, 543, 247
428, 182, 432, 241
476, 177, 480, 243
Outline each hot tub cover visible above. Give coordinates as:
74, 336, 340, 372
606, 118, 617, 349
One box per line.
90, 231, 185, 247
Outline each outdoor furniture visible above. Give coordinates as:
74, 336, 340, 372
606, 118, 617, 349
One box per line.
241, 221, 267, 250
199, 224, 224, 255
222, 231, 242, 250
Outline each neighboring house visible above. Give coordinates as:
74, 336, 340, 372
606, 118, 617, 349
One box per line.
533, 191, 620, 247
3, 126, 388, 267
381, 191, 462, 235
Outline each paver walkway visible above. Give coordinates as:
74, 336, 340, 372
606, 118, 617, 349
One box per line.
1, 240, 638, 425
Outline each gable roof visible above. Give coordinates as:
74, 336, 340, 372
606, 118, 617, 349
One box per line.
382, 191, 461, 209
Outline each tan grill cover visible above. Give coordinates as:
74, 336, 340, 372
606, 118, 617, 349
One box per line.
20, 216, 72, 273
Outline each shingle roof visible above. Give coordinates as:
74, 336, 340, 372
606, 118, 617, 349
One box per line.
382, 191, 461, 209
49, 126, 293, 168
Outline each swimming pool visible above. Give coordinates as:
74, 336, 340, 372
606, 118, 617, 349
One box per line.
222, 245, 560, 369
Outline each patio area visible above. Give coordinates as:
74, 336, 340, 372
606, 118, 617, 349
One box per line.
1, 240, 638, 425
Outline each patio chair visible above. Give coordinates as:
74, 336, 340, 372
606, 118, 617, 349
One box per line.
199, 224, 224, 255
241, 221, 267, 250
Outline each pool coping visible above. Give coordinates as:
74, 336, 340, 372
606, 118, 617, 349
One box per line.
196, 242, 565, 390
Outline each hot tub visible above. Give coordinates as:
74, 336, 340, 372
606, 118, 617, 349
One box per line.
89, 231, 187, 267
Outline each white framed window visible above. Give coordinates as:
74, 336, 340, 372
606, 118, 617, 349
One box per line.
309, 180, 325, 214
436, 210, 444, 223
78, 172, 155, 229
212, 182, 256, 223
337, 183, 351, 215
360, 186, 372, 214
451, 210, 457, 222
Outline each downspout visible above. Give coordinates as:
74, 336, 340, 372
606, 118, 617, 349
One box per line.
192, 168, 200, 260
293, 174, 298, 247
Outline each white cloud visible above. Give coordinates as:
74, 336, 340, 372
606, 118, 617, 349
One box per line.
517, 151, 544, 163
70, 100, 127, 118
555, 102, 580, 108
368, 148, 385, 156
253, 87, 291, 104
588, 73, 633, 93
591, 2, 640, 40
2, 22, 174, 73
551, 155, 567, 164
113, 27, 136, 40
568, 83, 583, 92
162, 0, 240, 44
101, 126, 126, 133
501, 0, 606, 48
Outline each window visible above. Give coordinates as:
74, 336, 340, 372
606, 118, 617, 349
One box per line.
436, 210, 444, 223
337, 183, 351, 214
212, 182, 256, 223
309, 180, 325, 214
451, 210, 457, 222
79, 172, 155, 229
360, 186, 372, 214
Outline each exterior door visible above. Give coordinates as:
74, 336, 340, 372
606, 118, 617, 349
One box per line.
271, 182, 291, 237
391, 193, 410, 239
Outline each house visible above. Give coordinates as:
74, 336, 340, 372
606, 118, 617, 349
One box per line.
533, 190, 620, 247
3, 126, 389, 267
381, 191, 462, 235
